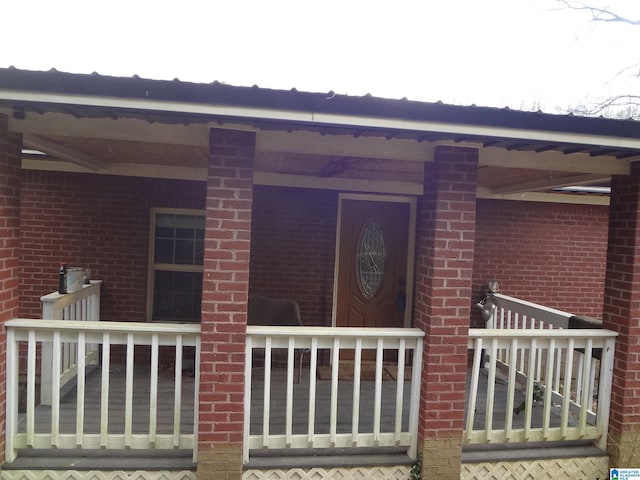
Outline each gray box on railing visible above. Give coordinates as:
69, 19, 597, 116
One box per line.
66, 267, 85, 293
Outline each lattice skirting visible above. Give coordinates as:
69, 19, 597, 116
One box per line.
461, 456, 609, 480
0, 471, 196, 480
243, 465, 411, 480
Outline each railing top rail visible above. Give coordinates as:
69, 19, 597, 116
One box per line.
469, 327, 618, 339
493, 292, 574, 328
5, 318, 201, 335
40, 280, 102, 305
247, 325, 425, 338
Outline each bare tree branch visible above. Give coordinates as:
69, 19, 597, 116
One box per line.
570, 95, 640, 118
557, 0, 640, 25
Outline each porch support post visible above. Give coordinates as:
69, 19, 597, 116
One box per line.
603, 162, 640, 468
414, 146, 478, 479
198, 128, 255, 480
0, 114, 22, 464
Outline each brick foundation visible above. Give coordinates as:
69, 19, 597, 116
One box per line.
198, 443, 244, 480
422, 436, 464, 478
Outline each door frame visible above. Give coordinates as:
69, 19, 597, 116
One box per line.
331, 193, 417, 328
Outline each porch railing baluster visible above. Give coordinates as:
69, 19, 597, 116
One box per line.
560, 337, 575, 438
26, 330, 36, 448
124, 333, 134, 448
465, 338, 482, 444
285, 337, 295, 448
262, 337, 272, 448
100, 332, 111, 448
579, 338, 594, 435
394, 338, 406, 445
5, 318, 199, 458
6, 326, 18, 462
307, 338, 318, 447
351, 337, 362, 446
173, 334, 183, 448
467, 293, 617, 448
40, 281, 102, 406
149, 333, 159, 446
329, 337, 340, 448
245, 325, 425, 462
51, 330, 61, 448
541, 338, 555, 440
484, 338, 498, 442
373, 337, 384, 446
75, 331, 86, 447
504, 337, 518, 441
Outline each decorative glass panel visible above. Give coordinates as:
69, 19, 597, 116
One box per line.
357, 220, 386, 299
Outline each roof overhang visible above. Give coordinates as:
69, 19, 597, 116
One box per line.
0, 67, 638, 205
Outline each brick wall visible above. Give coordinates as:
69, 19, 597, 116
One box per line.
249, 185, 338, 326
18, 171, 610, 328
19, 170, 206, 321
472, 199, 608, 324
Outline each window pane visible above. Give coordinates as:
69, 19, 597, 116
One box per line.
153, 270, 202, 322
155, 238, 174, 263
153, 212, 205, 266
175, 239, 195, 264
194, 239, 204, 265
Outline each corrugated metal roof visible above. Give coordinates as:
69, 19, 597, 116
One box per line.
1, 66, 639, 161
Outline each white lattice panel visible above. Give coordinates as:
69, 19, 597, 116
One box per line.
243, 466, 411, 480
0, 471, 195, 480
462, 456, 609, 480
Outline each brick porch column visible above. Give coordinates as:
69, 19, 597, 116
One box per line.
603, 162, 640, 468
0, 114, 21, 463
414, 146, 478, 479
198, 128, 255, 480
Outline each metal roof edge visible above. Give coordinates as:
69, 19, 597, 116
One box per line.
1, 67, 640, 145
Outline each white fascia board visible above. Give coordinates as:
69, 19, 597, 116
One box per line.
3, 89, 640, 151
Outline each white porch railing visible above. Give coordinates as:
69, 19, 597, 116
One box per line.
244, 326, 424, 464
40, 281, 102, 405
466, 294, 617, 449
5, 319, 200, 463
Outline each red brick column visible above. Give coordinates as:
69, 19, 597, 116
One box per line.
603, 162, 640, 467
0, 114, 21, 463
198, 128, 255, 480
414, 146, 478, 478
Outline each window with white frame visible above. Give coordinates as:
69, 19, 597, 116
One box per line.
148, 208, 205, 322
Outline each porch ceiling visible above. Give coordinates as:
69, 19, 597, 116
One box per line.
1, 67, 638, 204
1, 105, 624, 204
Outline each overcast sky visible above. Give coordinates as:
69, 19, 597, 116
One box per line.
2, 0, 638, 115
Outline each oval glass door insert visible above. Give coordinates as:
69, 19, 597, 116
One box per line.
356, 220, 386, 299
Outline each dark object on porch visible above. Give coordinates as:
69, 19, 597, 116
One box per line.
568, 315, 603, 361
248, 295, 302, 328
248, 294, 307, 382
